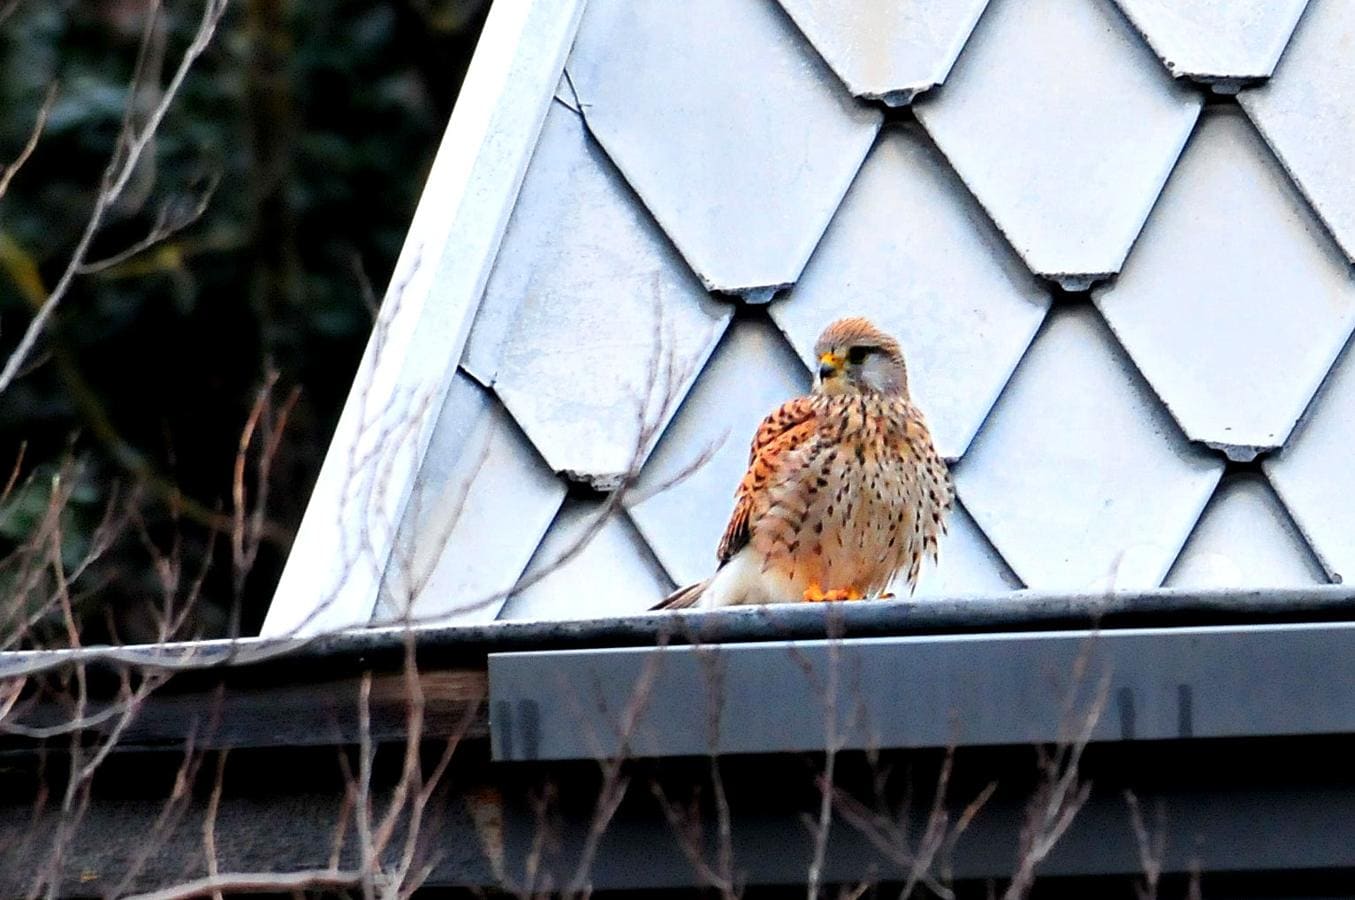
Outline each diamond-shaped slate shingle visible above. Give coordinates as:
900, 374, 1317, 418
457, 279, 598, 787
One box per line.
564, 0, 882, 300
1112, 0, 1309, 87
772, 124, 1049, 461
1095, 108, 1355, 461
775, 0, 989, 106
956, 305, 1224, 591
1265, 341, 1355, 585
273, 0, 1355, 633
627, 315, 809, 588
914, 0, 1201, 289
1164, 474, 1326, 589
1239, 0, 1355, 264
912, 500, 1023, 598
499, 500, 673, 621
465, 102, 731, 489
380, 371, 567, 625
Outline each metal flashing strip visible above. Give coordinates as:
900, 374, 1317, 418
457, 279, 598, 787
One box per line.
489, 617, 1355, 761
7, 585, 1353, 681
261, 0, 586, 638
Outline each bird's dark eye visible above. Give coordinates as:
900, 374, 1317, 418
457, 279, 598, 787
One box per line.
847, 346, 870, 365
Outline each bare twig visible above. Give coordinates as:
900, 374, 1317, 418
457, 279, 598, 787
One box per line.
124, 869, 364, 900
324, 628, 482, 897
829, 746, 995, 899
229, 370, 300, 634
77, 172, 221, 275
106, 736, 210, 899
561, 644, 670, 898
0, 0, 229, 395
203, 750, 230, 900
354, 672, 378, 900
1002, 639, 1111, 900
1125, 790, 1165, 900
0, 83, 55, 202
782, 610, 855, 900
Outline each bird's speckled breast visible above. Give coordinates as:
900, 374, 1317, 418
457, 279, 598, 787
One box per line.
753, 394, 951, 596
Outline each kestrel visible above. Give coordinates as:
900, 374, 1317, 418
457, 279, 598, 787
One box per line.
655, 317, 952, 610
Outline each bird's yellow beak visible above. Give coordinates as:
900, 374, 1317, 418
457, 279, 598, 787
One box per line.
818, 351, 844, 380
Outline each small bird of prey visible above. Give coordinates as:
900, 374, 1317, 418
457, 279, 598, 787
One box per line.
655, 316, 952, 610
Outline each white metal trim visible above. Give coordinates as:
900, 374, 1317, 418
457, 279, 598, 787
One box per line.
261, 0, 587, 637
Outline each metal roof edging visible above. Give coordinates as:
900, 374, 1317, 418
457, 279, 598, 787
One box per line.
9, 584, 1355, 680
260, 0, 587, 638
488, 615, 1355, 761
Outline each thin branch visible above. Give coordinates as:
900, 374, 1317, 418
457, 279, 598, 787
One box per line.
77, 172, 221, 275
0, 441, 26, 505
795, 610, 854, 900
124, 869, 363, 900
0, 83, 56, 202
202, 750, 230, 900
1125, 790, 1165, 900
1002, 641, 1110, 900
354, 672, 378, 900
370, 638, 425, 856
106, 733, 208, 898
0, 0, 229, 395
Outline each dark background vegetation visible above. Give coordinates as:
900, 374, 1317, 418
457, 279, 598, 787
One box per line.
0, 0, 487, 641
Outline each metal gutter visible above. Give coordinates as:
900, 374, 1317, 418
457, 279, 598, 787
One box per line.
7, 584, 1355, 678
489, 616, 1355, 760
8, 586, 1355, 755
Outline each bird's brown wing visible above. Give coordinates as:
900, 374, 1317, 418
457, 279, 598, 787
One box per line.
716, 396, 819, 565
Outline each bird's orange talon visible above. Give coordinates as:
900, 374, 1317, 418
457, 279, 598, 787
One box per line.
804, 586, 869, 602
819, 588, 862, 602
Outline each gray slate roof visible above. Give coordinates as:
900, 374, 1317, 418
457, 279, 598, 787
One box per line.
290, 0, 1355, 630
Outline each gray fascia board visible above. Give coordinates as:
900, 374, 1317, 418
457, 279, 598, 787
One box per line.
260, 0, 586, 638
489, 617, 1355, 761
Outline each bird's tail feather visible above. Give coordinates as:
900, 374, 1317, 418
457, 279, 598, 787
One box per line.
651, 578, 709, 611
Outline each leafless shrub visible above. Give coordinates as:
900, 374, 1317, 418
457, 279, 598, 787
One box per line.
1003, 638, 1111, 900
333, 635, 479, 898
229, 370, 301, 637
0, 456, 134, 651
829, 746, 996, 900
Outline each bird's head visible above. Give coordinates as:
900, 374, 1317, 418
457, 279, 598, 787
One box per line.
812, 317, 909, 397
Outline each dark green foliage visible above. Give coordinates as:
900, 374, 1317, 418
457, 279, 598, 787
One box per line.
0, 0, 486, 641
